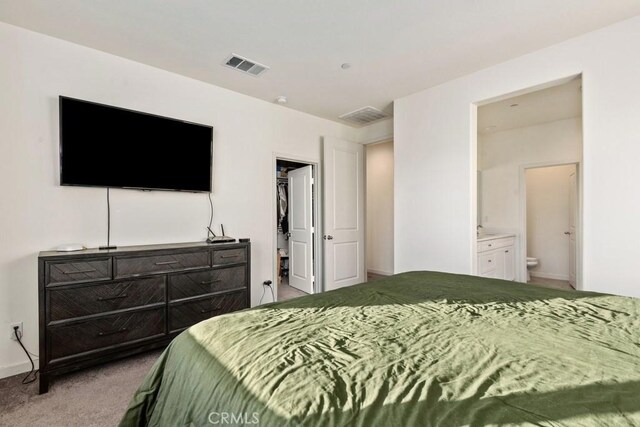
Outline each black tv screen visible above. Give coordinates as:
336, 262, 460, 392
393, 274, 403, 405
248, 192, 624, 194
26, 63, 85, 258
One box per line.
59, 96, 213, 192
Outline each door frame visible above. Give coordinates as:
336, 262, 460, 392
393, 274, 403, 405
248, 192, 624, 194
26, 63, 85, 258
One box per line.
472, 73, 583, 281
518, 160, 582, 288
272, 153, 323, 302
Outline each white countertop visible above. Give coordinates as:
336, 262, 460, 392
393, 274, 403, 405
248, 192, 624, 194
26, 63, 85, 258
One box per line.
477, 233, 515, 242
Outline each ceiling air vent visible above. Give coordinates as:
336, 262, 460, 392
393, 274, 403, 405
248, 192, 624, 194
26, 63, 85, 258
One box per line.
339, 106, 390, 125
223, 53, 269, 77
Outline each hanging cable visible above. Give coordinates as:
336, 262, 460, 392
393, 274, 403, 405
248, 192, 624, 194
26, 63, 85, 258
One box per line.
100, 188, 116, 250
259, 280, 275, 304
13, 328, 38, 385
207, 192, 214, 237
107, 187, 111, 247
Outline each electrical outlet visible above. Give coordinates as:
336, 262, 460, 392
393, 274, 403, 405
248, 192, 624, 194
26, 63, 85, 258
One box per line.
10, 322, 23, 341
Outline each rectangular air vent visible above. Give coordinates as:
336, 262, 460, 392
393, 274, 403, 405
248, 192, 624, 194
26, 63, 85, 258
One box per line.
223, 53, 269, 77
339, 106, 390, 125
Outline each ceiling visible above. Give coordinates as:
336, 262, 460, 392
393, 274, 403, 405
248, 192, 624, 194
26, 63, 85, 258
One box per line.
478, 78, 582, 134
1, 1, 638, 127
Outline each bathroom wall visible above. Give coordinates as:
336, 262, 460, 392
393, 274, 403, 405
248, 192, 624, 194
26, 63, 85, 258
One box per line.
478, 117, 582, 232
526, 164, 576, 280
366, 141, 394, 275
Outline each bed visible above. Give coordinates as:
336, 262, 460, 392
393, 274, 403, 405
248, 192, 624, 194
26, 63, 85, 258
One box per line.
120, 271, 640, 426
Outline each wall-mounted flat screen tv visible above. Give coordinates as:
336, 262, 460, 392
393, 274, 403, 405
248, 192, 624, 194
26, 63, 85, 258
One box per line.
59, 96, 213, 192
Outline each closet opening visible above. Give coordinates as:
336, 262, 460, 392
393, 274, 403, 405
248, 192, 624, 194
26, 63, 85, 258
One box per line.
275, 158, 318, 301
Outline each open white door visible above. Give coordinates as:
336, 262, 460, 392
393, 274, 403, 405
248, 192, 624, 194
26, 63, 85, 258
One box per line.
323, 137, 365, 291
288, 165, 314, 294
568, 170, 577, 287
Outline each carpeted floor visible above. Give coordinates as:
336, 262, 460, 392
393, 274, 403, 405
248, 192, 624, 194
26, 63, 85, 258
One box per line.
0, 350, 161, 427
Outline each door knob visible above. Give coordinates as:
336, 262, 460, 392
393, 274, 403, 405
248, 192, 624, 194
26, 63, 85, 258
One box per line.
286, 232, 291, 238
323, 235, 334, 240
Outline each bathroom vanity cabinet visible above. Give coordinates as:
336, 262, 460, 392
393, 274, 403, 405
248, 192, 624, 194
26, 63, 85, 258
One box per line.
477, 235, 516, 281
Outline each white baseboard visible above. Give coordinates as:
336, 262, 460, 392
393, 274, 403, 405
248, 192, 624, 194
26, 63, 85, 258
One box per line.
530, 272, 570, 281
0, 358, 39, 380
367, 269, 393, 276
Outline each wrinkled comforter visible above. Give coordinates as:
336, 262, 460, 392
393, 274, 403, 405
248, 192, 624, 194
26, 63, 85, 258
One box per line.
121, 271, 640, 426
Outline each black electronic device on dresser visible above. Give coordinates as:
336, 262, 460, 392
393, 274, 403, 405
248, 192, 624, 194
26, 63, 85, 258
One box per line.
38, 241, 250, 394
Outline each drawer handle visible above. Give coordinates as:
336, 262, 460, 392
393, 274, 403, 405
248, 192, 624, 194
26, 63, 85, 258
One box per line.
488, 260, 492, 263
488, 244, 493, 247
220, 254, 239, 259
63, 268, 97, 275
155, 260, 180, 266
201, 279, 222, 285
200, 307, 221, 314
97, 327, 128, 337
97, 293, 128, 301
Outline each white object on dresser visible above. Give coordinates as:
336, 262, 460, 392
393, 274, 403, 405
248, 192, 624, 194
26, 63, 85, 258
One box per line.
54, 244, 86, 252
477, 234, 516, 281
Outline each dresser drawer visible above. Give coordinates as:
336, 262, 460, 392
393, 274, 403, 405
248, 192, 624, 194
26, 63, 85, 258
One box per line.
212, 248, 246, 266
46, 259, 111, 286
478, 237, 514, 253
115, 251, 209, 278
479, 252, 497, 274
169, 291, 247, 332
169, 266, 246, 301
48, 276, 165, 321
48, 308, 165, 361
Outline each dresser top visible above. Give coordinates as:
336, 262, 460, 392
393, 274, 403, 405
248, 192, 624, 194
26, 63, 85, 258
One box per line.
39, 240, 248, 259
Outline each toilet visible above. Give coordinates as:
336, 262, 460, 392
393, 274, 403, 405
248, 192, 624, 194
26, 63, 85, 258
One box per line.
526, 257, 539, 281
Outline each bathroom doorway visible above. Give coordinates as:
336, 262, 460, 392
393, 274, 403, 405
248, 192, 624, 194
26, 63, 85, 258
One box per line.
521, 163, 579, 290
476, 75, 583, 288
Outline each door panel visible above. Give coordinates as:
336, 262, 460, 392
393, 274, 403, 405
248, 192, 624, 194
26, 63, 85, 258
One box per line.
334, 150, 359, 230
334, 242, 360, 282
288, 165, 314, 294
291, 241, 308, 279
324, 137, 365, 291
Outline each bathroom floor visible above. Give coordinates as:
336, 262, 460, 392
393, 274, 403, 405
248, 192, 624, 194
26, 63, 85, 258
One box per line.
528, 277, 574, 291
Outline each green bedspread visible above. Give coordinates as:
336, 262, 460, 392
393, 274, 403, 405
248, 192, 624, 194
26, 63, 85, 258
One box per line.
121, 271, 640, 426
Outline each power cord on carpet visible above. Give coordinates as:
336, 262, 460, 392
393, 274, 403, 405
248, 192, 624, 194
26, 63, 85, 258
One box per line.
13, 326, 38, 385
259, 280, 275, 304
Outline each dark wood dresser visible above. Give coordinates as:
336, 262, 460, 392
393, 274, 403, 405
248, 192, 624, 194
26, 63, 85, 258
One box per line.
38, 241, 250, 393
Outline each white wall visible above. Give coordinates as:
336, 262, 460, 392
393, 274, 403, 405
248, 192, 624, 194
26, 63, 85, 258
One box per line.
526, 164, 576, 281
395, 16, 640, 298
0, 22, 358, 378
358, 118, 393, 144
479, 118, 582, 231
366, 141, 394, 275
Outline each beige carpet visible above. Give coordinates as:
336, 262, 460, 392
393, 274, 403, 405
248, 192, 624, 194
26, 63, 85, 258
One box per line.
0, 350, 161, 427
